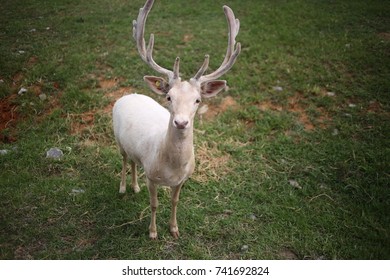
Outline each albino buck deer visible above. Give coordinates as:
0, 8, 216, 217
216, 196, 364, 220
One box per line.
113, 0, 240, 239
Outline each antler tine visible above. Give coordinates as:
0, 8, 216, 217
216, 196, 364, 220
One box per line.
221, 6, 240, 65
133, 0, 176, 81
173, 57, 180, 80
132, 0, 153, 59
193, 5, 241, 83
192, 55, 210, 81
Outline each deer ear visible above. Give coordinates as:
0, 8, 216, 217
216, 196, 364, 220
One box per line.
144, 76, 170, 95
201, 80, 227, 98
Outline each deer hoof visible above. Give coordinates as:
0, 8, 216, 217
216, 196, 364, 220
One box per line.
119, 184, 126, 194
132, 184, 140, 193
170, 227, 180, 239
149, 231, 158, 240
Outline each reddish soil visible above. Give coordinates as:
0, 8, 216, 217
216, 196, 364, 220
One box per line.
69, 76, 132, 136
0, 94, 19, 142
0, 64, 62, 143
202, 95, 239, 120
0, 71, 25, 142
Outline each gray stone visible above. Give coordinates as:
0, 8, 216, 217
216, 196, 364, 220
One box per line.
46, 147, 63, 159
241, 245, 249, 252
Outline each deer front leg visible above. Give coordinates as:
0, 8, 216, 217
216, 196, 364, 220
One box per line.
119, 153, 127, 193
147, 178, 158, 239
169, 183, 183, 239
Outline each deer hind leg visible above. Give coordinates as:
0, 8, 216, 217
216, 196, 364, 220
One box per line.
130, 161, 140, 193
119, 152, 127, 193
147, 178, 158, 240
169, 183, 183, 239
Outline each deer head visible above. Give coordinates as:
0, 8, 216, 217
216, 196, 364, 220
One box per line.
133, 0, 241, 129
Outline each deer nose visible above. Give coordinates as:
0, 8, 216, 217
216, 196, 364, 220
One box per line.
173, 119, 189, 129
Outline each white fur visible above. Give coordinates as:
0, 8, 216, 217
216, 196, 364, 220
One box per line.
113, 94, 169, 170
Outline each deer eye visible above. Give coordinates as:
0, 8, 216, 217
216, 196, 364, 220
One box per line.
166, 95, 171, 102
195, 98, 201, 104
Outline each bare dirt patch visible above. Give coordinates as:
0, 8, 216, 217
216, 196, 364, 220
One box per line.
14, 240, 47, 260
0, 71, 26, 142
278, 248, 299, 260
183, 34, 194, 43
366, 100, 389, 116
27, 55, 39, 67
257, 100, 283, 112
0, 94, 19, 142
69, 76, 132, 139
99, 77, 119, 90
0, 57, 64, 143
97, 76, 131, 103
69, 112, 95, 135
258, 92, 332, 131
287, 93, 315, 131
378, 32, 390, 41
201, 95, 239, 120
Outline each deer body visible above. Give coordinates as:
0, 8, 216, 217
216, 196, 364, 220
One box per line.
113, 93, 195, 187
113, 0, 240, 239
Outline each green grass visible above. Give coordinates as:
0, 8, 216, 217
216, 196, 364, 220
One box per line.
1, 0, 389, 259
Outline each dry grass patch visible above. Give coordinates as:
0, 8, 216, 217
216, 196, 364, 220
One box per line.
193, 140, 232, 183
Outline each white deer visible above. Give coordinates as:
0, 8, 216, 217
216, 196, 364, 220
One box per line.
112, 0, 240, 239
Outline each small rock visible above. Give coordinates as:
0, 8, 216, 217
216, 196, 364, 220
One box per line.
319, 184, 328, 189
0, 149, 9, 155
326, 91, 336, 97
18, 87, 27, 95
241, 245, 249, 252
29, 28, 36, 32
289, 179, 302, 189
39, 93, 47, 101
18, 50, 25, 54
331, 128, 339, 136
46, 147, 63, 159
272, 86, 283, 92
71, 188, 85, 194
249, 214, 257, 221
348, 103, 356, 108
223, 209, 234, 215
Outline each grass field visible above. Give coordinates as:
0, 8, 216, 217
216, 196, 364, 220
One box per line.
0, 0, 389, 259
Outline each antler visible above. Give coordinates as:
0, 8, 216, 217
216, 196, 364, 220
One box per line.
133, 1, 240, 84
192, 6, 241, 84
133, 0, 179, 82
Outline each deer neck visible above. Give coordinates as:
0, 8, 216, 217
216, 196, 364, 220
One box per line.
161, 116, 194, 169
